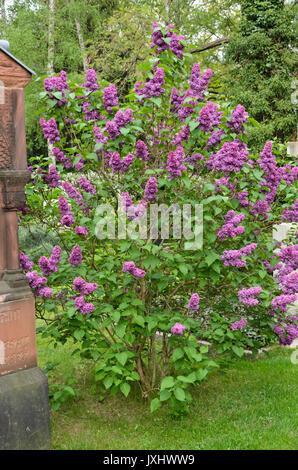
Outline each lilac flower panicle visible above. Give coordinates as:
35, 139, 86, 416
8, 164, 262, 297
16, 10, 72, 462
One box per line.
209, 140, 248, 173
122, 261, 136, 273
198, 101, 223, 133
106, 120, 120, 140
20, 252, 34, 272
52, 147, 73, 169
167, 145, 187, 179
42, 165, 60, 188
122, 261, 146, 278
61, 214, 75, 227
226, 105, 248, 134
40, 118, 60, 143
68, 245, 82, 267
217, 210, 246, 241
189, 63, 213, 101
151, 23, 184, 59
238, 287, 262, 306
93, 127, 108, 144
271, 294, 297, 313
187, 293, 200, 312
78, 177, 96, 194
103, 84, 118, 113
136, 140, 149, 161
83, 69, 98, 92
206, 129, 224, 149
230, 318, 247, 331
144, 177, 158, 201
170, 323, 186, 336
73, 277, 98, 295
37, 287, 53, 297
135, 68, 165, 101
75, 226, 88, 237
26, 271, 47, 289
58, 196, 71, 215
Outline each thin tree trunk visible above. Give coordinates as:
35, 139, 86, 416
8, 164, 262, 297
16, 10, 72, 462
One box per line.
47, 0, 55, 163
0, 0, 6, 37
47, 0, 55, 75
75, 17, 88, 73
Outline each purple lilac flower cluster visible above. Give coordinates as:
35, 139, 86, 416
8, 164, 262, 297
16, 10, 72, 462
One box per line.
121, 195, 147, 222
237, 191, 250, 208
279, 272, 298, 295
221, 243, 257, 267
58, 195, 75, 227
217, 210, 245, 241
151, 22, 184, 59
62, 181, 83, 205
187, 293, 200, 312
26, 271, 53, 297
20, 252, 34, 272
68, 245, 82, 267
257, 142, 281, 204
274, 317, 298, 345
197, 101, 223, 133
109, 152, 135, 174
122, 261, 146, 278
206, 129, 225, 150
52, 147, 73, 169
40, 118, 60, 143
271, 294, 297, 313
238, 287, 262, 306
177, 89, 197, 121
121, 192, 133, 211
105, 109, 133, 140
136, 140, 149, 161
38, 245, 61, 276
230, 318, 247, 331
167, 145, 187, 179
135, 68, 165, 100
250, 199, 271, 221
282, 199, 298, 223
189, 63, 213, 101
170, 323, 186, 336
103, 84, 119, 113
41, 165, 60, 188
226, 105, 248, 134
78, 177, 96, 194
82, 100, 102, 121
44, 71, 69, 106
277, 245, 298, 270
208, 140, 248, 173
170, 88, 184, 112
83, 69, 98, 92
171, 125, 190, 146
144, 177, 158, 201
73, 277, 98, 315
75, 226, 88, 237
93, 126, 108, 144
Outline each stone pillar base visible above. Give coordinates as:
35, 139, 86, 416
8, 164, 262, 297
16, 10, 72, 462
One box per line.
0, 367, 51, 449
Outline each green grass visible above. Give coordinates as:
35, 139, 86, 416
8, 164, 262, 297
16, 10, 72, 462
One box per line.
36, 331, 298, 450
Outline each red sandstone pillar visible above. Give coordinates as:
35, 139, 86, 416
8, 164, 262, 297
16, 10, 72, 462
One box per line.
0, 41, 50, 450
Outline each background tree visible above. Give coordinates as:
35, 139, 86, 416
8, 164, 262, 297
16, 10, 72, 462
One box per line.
224, 0, 298, 151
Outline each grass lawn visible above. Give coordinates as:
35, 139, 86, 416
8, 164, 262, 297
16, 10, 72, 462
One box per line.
36, 330, 298, 450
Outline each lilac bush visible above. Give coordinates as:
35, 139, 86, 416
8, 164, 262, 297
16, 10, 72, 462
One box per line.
21, 24, 298, 414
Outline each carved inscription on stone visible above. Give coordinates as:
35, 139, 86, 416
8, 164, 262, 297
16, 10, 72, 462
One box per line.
0, 308, 21, 324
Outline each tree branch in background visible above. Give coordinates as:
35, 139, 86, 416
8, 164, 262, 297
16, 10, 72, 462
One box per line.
190, 35, 230, 53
